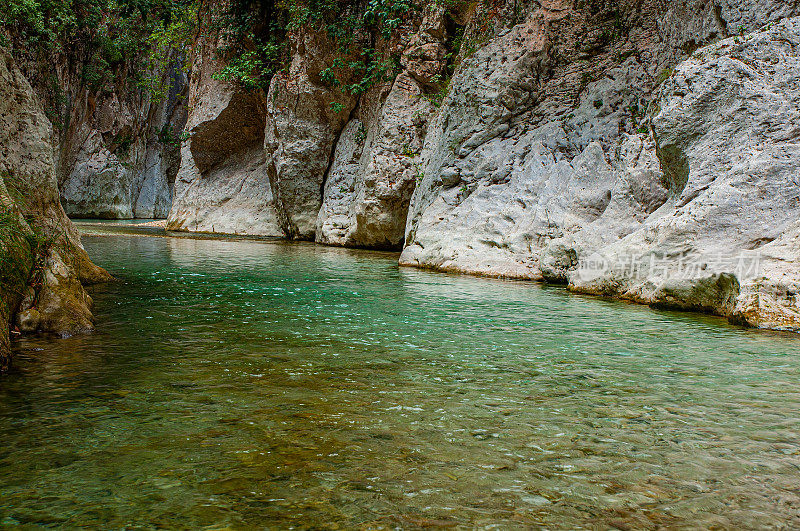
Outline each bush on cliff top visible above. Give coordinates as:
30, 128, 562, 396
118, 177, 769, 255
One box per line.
212, 0, 417, 94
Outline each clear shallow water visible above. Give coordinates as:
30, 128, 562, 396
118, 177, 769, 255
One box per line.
2, 230, 800, 529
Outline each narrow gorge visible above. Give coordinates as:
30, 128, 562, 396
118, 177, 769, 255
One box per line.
4, 0, 800, 355
2, 0, 800, 526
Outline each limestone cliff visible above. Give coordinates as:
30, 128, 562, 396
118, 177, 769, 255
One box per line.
402, 0, 793, 277
55, 61, 186, 219
564, 18, 800, 331
167, 27, 283, 236
8, 25, 188, 220
400, 1, 800, 331
161, 0, 800, 331
168, 3, 451, 245
0, 48, 110, 369
316, 4, 446, 249
265, 27, 360, 240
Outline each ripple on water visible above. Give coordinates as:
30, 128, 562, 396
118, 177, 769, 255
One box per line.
1, 232, 799, 528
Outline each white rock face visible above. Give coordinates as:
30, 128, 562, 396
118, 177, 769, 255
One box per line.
316, 5, 444, 249
316, 119, 366, 244
167, 34, 283, 237
402, 132, 665, 279
346, 73, 436, 249
54, 56, 186, 219
717, 0, 800, 31
169, 142, 280, 236
569, 17, 800, 330
60, 130, 135, 218
133, 72, 187, 219
265, 29, 357, 240
316, 72, 436, 249
135, 142, 176, 219
539, 133, 668, 281
400, 2, 800, 330
401, 10, 655, 278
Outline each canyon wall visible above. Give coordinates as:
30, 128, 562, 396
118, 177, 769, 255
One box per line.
400, 1, 800, 331
168, 4, 449, 245
11, 35, 188, 220
402, 0, 794, 275
5, 0, 799, 334
565, 17, 800, 331
55, 60, 186, 219
0, 48, 110, 369
166, 28, 284, 236
164, 0, 800, 331
315, 4, 447, 249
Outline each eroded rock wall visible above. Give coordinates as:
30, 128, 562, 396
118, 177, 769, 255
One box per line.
400, 1, 800, 330
265, 28, 359, 240
17, 45, 188, 219
167, 29, 283, 236
316, 4, 446, 249
403, 0, 730, 276
143, 1, 800, 331
565, 18, 800, 330
171, 7, 448, 247
0, 48, 110, 369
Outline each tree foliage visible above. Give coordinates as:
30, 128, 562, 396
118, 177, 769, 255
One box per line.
211, 0, 417, 94
0, 0, 197, 94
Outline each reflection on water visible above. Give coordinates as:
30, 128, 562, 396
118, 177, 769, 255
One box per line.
2, 231, 800, 528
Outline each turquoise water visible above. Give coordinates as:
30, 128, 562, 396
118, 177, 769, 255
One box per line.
2, 229, 800, 528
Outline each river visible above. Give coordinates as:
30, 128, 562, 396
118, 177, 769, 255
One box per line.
1, 226, 799, 528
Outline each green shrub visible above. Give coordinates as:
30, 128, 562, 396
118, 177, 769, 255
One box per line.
214, 0, 417, 96
1, 0, 198, 96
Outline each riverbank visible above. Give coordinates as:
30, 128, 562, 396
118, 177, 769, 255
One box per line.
74, 219, 286, 243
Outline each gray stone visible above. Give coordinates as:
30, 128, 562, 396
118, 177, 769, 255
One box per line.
316, 6, 445, 249
0, 47, 110, 365
265, 29, 357, 240
54, 52, 187, 219
569, 18, 800, 330
400, 1, 800, 331
167, 32, 283, 237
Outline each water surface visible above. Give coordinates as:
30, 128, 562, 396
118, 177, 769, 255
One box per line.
2, 229, 800, 528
